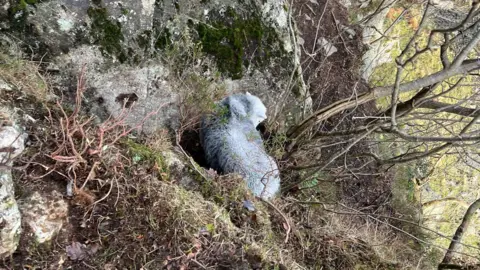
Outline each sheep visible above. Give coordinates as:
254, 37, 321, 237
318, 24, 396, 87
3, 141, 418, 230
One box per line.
200, 93, 280, 199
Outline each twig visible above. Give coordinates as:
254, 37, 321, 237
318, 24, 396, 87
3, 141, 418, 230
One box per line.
261, 199, 291, 244
311, 0, 329, 54
80, 161, 100, 190
331, 11, 353, 55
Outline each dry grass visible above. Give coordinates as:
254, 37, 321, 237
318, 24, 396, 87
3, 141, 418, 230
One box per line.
144, 129, 173, 153
0, 52, 52, 102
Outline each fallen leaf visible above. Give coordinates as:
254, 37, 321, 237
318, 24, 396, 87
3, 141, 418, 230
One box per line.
104, 263, 117, 270
66, 242, 87, 261
309, 0, 319, 5
187, 252, 196, 259
206, 168, 218, 178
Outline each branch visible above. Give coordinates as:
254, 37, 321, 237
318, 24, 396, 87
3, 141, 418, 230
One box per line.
419, 100, 480, 118
283, 128, 377, 191
287, 59, 480, 139
373, 59, 480, 98
380, 143, 450, 164
422, 197, 469, 208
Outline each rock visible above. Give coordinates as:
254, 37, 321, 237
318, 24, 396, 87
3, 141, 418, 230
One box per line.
19, 190, 69, 244
55, 45, 178, 133
0, 78, 12, 91
0, 171, 21, 258
162, 150, 197, 189
318, 37, 338, 57
0, 122, 27, 258
2, 0, 312, 134
359, 3, 392, 81
0, 126, 26, 162
430, 0, 455, 9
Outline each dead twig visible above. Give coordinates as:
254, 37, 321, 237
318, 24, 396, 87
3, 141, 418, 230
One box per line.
261, 199, 291, 244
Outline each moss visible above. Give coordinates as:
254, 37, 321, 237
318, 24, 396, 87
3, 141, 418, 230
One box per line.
87, 6, 127, 63
154, 28, 172, 50
124, 139, 170, 180
136, 30, 151, 49
197, 7, 283, 79
7, 0, 39, 33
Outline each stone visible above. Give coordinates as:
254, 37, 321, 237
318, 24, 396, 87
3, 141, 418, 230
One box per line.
359, 3, 392, 81
0, 78, 12, 91
54, 45, 178, 134
0, 123, 27, 258
2, 0, 312, 134
19, 190, 69, 244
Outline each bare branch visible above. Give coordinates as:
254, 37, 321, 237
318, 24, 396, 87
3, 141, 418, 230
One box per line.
419, 100, 480, 118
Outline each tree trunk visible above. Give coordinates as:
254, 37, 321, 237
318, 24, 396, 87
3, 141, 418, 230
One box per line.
440, 198, 480, 265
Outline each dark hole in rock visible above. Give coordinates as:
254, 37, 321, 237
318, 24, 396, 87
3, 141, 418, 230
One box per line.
256, 121, 269, 140
179, 127, 208, 168
115, 93, 138, 108
97, 96, 104, 104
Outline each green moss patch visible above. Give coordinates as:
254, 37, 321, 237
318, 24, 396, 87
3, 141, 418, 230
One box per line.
123, 139, 170, 180
87, 6, 127, 62
197, 7, 283, 79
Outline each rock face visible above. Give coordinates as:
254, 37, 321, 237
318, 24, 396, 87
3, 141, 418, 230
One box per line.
19, 191, 69, 244
1, 0, 310, 133
359, 5, 393, 81
0, 114, 27, 258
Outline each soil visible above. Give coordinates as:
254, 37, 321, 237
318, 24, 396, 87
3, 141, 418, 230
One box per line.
291, 0, 393, 211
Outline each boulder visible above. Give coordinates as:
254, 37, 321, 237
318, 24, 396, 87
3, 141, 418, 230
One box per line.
19, 190, 69, 244
0, 115, 27, 258
1, 0, 311, 133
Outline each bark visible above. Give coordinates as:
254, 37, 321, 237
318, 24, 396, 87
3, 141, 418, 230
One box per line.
440, 198, 480, 265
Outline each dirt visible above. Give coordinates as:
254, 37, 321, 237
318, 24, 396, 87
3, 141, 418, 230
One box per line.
288, 0, 394, 212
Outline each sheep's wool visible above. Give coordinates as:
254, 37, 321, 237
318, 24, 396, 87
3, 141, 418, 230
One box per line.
200, 94, 280, 199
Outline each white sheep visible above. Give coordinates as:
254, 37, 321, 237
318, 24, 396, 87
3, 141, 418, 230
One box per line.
200, 93, 280, 199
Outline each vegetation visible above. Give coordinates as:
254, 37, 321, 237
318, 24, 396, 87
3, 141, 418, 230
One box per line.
197, 7, 284, 79
1, 0, 480, 269
88, 5, 127, 62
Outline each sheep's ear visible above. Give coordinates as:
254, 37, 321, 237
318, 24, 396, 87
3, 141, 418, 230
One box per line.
246, 91, 252, 96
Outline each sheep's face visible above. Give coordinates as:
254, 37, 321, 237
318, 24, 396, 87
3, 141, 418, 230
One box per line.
250, 107, 267, 127
225, 93, 268, 127
247, 95, 267, 127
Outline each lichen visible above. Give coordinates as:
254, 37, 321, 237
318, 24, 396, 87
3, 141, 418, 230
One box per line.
196, 7, 283, 79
